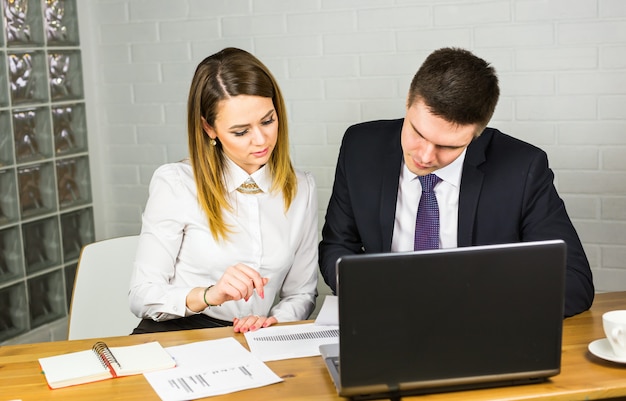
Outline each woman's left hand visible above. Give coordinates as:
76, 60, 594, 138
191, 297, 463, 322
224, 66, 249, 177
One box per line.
233, 315, 278, 333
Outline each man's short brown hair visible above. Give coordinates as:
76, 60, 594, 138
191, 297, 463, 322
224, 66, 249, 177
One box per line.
408, 47, 500, 130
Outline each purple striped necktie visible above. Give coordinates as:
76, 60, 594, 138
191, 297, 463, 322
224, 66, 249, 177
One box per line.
414, 174, 441, 251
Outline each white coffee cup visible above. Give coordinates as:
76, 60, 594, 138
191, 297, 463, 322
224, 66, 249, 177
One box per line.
603, 310, 626, 358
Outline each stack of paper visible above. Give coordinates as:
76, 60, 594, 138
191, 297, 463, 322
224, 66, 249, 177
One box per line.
144, 338, 282, 401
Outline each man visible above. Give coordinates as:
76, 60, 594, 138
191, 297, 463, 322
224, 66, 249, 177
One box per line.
318, 47, 594, 317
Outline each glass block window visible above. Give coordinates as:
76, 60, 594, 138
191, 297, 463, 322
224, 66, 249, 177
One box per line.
0, 0, 92, 343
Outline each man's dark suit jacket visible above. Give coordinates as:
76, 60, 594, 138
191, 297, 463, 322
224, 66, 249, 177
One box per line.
319, 119, 594, 317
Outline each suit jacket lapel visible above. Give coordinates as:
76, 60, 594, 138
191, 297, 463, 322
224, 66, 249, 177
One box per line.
458, 129, 491, 247
380, 125, 403, 252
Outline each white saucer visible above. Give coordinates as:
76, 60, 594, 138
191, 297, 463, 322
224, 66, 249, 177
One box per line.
588, 338, 626, 363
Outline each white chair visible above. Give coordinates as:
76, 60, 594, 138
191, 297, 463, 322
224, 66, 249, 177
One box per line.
67, 235, 141, 340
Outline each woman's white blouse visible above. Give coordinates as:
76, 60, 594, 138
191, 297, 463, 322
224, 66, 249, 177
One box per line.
129, 158, 318, 323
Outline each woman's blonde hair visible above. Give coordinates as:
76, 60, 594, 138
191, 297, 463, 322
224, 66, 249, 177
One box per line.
187, 47, 296, 241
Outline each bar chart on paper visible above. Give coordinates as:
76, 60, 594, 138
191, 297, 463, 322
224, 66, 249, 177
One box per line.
244, 323, 339, 361
163, 363, 260, 397
143, 338, 282, 401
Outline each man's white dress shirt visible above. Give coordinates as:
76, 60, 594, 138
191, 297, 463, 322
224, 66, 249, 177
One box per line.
391, 150, 466, 252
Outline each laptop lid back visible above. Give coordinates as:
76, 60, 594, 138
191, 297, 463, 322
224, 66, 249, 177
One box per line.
335, 240, 566, 398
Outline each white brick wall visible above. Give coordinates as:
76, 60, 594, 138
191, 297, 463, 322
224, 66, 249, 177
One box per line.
79, 0, 626, 293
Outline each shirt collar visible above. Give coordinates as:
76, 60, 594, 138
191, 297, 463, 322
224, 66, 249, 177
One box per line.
224, 157, 272, 193
403, 148, 467, 188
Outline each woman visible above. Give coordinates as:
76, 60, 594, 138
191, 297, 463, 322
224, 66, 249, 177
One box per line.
129, 48, 318, 334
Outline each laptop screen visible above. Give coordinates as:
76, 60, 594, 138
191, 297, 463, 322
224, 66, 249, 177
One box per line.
335, 240, 566, 395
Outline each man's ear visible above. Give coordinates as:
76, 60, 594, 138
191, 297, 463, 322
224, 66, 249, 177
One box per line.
201, 117, 216, 139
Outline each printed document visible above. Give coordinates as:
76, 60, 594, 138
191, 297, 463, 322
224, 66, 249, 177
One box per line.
244, 322, 339, 362
314, 294, 338, 326
143, 337, 281, 401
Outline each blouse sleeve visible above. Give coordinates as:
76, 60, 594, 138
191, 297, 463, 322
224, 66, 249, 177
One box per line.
128, 164, 196, 321
269, 171, 319, 322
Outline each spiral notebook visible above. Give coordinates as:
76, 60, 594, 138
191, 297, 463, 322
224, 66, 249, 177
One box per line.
39, 341, 176, 389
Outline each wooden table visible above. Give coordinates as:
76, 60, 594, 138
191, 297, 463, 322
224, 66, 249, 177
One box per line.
1, 291, 626, 401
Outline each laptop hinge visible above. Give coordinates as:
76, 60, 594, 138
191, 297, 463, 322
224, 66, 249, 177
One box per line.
387, 385, 401, 401
349, 384, 402, 401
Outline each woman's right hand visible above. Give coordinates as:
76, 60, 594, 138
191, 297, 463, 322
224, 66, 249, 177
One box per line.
210, 263, 269, 304
186, 263, 269, 312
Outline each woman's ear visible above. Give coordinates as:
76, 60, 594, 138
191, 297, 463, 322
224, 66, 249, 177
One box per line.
201, 117, 216, 139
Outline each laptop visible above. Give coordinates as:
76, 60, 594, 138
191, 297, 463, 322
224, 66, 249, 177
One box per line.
320, 240, 566, 400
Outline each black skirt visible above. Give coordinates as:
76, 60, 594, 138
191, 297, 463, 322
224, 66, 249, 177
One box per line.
131, 314, 233, 334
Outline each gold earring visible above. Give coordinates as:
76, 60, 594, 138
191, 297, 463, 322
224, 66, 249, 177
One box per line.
210, 138, 217, 146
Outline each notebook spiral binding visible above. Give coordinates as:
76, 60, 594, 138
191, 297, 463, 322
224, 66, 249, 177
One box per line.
92, 341, 122, 370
